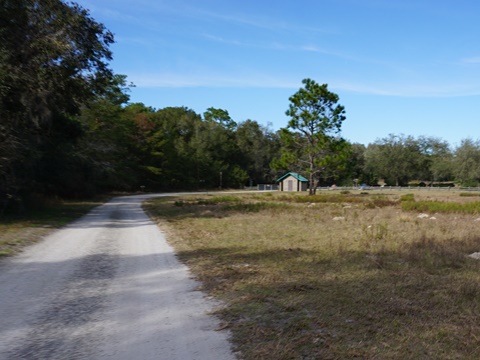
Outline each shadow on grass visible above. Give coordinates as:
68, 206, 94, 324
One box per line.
144, 200, 292, 223
0, 201, 105, 257
174, 244, 480, 360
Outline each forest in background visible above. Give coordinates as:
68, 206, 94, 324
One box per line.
2, 1, 480, 214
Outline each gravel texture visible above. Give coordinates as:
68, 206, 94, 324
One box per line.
0, 194, 234, 360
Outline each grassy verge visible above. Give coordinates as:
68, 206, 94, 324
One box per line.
145, 191, 480, 359
0, 199, 104, 257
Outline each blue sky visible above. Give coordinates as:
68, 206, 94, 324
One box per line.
75, 0, 480, 146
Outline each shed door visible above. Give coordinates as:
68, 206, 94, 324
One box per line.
287, 180, 293, 191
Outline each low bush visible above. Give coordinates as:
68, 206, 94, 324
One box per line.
460, 192, 480, 197
197, 195, 241, 205
402, 200, 480, 214
400, 193, 415, 202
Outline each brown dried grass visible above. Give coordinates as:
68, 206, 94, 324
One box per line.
145, 191, 480, 359
0, 200, 102, 256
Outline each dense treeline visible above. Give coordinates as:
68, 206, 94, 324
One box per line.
78, 100, 282, 193
348, 135, 472, 187
2, 1, 480, 213
1, 0, 116, 209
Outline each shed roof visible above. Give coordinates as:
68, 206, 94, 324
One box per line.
276, 172, 308, 183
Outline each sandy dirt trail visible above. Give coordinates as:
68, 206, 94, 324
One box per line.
0, 194, 235, 360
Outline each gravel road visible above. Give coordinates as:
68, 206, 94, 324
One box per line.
0, 194, 235, 360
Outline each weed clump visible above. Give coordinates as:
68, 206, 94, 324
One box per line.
402, 200, 480, 214
197, 195, 241, 205
223, 202, 284, 213
400, 193, 415, 202
460, 192, 480, 197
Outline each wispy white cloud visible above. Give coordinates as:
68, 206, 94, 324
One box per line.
201, 33, 296, 51
182, 6, 333, 35
301, 45, 354, 59
460, 56, 480, 64
201, 34, 251, 47
82, 1, 173, 35
302, 45, 416, 74
81, 2, 138, 23
115, 36, 155, 47
333, 80, 480, 97
128, 70, 480, 98
201, 34, 353, 61
88, 0, 332, 35
201, 34, 411, 76
128, 71, 299, 89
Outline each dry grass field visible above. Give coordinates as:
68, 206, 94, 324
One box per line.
144, 190, 480, 359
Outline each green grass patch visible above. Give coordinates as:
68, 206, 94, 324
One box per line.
279, 193, 370, 205
197, 195, 242, 205
402, 200, 480, 214
295, 194, 363, 203
460, 192, 480, 197
400, 193, 415, 201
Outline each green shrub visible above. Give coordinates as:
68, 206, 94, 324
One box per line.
371, 196, 398, 208
223, 202, 286, 212
459, 192, 480, 197
197, 195, 241, 205
400, 193, 415, 202
402, 200, 480, 214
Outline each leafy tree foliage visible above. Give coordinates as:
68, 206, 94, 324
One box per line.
453, 139, 480, 186
416, 136, 453, 183
0, 0, 115, 201
363, 134, 456, 187
201, 108, 246, 188
235, 120, 281, 185
102, 106, 277, 191
276, 79, 348, 194
341, 143, 369, 186
76, 75, 136, 194
204, 107, 237, 130
364, 134, 422, 186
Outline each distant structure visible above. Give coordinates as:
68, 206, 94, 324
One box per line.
257, 184, 278, 191
277, 172, 308, 192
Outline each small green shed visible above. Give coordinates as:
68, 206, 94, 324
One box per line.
277, 172, 308, 192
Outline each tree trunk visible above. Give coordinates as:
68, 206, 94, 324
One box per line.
309, 173, 317, 195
